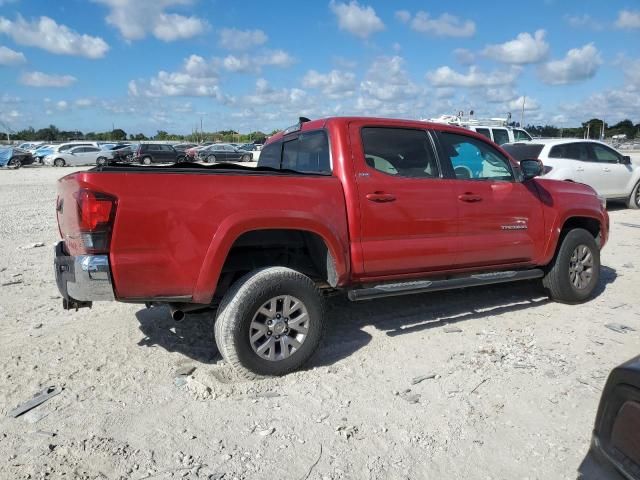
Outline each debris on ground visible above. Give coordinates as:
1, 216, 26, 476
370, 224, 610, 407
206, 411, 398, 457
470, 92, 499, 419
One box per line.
411, 374, 436, 385
443, 326, 462, 333
605, 323, 636, 334
7, 386, 62, 418
175, 365, 196, 376
258, 427, 275, 436
1, 279, 23, 287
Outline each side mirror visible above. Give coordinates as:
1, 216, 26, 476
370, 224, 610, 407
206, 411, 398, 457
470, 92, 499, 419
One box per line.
621, 155, 631, 165
520, 159, 544, 180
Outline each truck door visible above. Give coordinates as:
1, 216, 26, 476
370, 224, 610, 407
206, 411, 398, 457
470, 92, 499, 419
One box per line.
434, 130, 545, 268
348, 123, 459, 276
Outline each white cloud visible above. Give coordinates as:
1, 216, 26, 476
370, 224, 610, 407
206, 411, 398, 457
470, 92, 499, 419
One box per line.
329, 1, 385, 39
395, 10, 411, 23
483, 30, 549, 64
359, 55, 422, 102
565, 14, 603, 31
507, 96, 540, 111
538, 43, 602, 85
454, 48, 474, 65
0, 15, 109, 58
402, 11, 476, 37
129, 54, 223, 98
20, 71, 77, 87
56, 100, 69, 110
94, 0, 208, 42
242, 78, 307, 106
426, 65, 520, 88
152, 13, 208, 41
216, 49, 294, 74
484, 87, 518, 103
302, 69, 356, 98
218, 28, 268, 51
0, 45, 25, 65
75, 98, 94, 107
615, 10, 640, 29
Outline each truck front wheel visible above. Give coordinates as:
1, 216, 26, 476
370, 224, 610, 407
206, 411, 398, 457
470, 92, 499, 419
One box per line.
542, 228, 600, 304
214, 267, 325, 379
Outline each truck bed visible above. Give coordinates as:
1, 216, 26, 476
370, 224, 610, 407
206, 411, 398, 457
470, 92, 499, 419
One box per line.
57, 163, 350, 303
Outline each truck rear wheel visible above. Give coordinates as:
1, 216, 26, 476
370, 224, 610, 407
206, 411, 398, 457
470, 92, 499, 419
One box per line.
214, 267, 324, 379
542, 228, 600, 304
627, 180, 640, 209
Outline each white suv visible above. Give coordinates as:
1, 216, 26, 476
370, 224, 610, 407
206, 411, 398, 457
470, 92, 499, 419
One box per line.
503, 139, 640, 209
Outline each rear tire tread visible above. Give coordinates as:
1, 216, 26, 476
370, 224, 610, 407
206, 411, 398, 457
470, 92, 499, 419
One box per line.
214, 267, 325, 380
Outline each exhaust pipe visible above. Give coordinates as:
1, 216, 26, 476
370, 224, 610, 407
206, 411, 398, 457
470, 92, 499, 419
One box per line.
168, 303, 211, 322
170, 307, 186, 322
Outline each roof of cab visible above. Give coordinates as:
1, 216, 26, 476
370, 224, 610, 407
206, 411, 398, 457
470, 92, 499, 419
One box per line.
265, 116, 479, 144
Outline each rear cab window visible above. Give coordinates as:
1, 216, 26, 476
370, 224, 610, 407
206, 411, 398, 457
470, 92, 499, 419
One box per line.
513, 129, 532, 141
475, 128, 491, 140
258, 130, 331, 174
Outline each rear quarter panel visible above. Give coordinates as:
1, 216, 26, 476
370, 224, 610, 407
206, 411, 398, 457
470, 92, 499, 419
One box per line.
66, 171, 350, 303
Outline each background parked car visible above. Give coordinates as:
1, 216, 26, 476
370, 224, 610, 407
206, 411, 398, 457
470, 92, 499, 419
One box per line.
173, 143, 197, 153
199, 144, 253, 163
503, 139, 640, 208
133, 143, 185, 165
44, 145, 113, 167
104, 144, 137, 163
238, 143, 262, 160
0, 147, 35, 169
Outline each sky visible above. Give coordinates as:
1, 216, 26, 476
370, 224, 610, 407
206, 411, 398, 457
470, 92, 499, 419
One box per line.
0, 0, 639, 135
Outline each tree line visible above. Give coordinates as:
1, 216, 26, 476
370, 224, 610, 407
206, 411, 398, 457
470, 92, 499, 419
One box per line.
521, 119, 640, 140
1, 125, 273, 144
3, 119, 640, 144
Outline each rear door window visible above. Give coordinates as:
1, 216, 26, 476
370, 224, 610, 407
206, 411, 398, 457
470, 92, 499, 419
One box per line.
491, 128, 510, 145
361, 127, 439, 178
282, 130, 330, 173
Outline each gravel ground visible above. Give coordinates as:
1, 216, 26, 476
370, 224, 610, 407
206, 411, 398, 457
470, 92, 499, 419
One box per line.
0, 165, 639, 480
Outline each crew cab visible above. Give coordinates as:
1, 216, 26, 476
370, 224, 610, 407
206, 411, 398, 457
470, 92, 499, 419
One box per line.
54, 117, 609, 378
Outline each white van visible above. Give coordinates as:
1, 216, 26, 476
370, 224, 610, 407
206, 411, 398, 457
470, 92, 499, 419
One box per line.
426, 115, 533, 145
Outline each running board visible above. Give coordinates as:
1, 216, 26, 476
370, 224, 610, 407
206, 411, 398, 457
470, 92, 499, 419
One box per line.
347, 269, 544, 302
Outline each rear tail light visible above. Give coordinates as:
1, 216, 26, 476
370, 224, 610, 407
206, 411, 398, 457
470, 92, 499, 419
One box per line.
72, 189, 117, 254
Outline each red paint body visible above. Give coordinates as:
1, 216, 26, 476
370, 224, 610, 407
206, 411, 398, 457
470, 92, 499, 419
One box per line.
57, 117, 609, 304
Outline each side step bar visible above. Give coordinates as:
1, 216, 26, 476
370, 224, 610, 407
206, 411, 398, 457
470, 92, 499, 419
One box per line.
347, 269, 545, 302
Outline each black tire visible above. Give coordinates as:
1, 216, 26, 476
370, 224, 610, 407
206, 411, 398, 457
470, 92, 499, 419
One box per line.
242, 154, 250, 162
141, 156, 152, 165
53, 158, 65, 167
542, 228, 600, 304
206, 155, 216, 163
96, 156, 107, 166
214, 267, 325, 379
177, 155, 186, 163
627, 180, 640, 209
7, 157, 21, 169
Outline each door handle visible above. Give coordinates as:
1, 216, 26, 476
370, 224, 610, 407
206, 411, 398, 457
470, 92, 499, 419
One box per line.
603, 167, 611, 172
458, 193, 482, 203
576, 167, 584, 172
366, 192, 396, 203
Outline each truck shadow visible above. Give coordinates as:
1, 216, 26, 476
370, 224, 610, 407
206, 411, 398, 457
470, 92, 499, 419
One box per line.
134, 266, 617, 369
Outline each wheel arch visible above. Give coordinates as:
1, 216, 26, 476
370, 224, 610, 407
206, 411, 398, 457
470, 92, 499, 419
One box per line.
543, 215, 603, 266
193, 220, 349, 304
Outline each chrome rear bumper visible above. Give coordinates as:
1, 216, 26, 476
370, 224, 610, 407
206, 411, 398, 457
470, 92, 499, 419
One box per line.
54, 241, 114, 309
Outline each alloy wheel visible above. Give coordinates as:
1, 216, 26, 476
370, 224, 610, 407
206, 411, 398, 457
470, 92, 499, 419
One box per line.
249, 295, 310, 361
569, 244, 594, 290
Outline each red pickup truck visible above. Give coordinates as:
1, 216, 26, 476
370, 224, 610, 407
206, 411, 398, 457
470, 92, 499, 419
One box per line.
54, 117, 609, 378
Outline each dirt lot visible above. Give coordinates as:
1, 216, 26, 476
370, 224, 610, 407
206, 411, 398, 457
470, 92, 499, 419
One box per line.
0, 166, 638, 480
